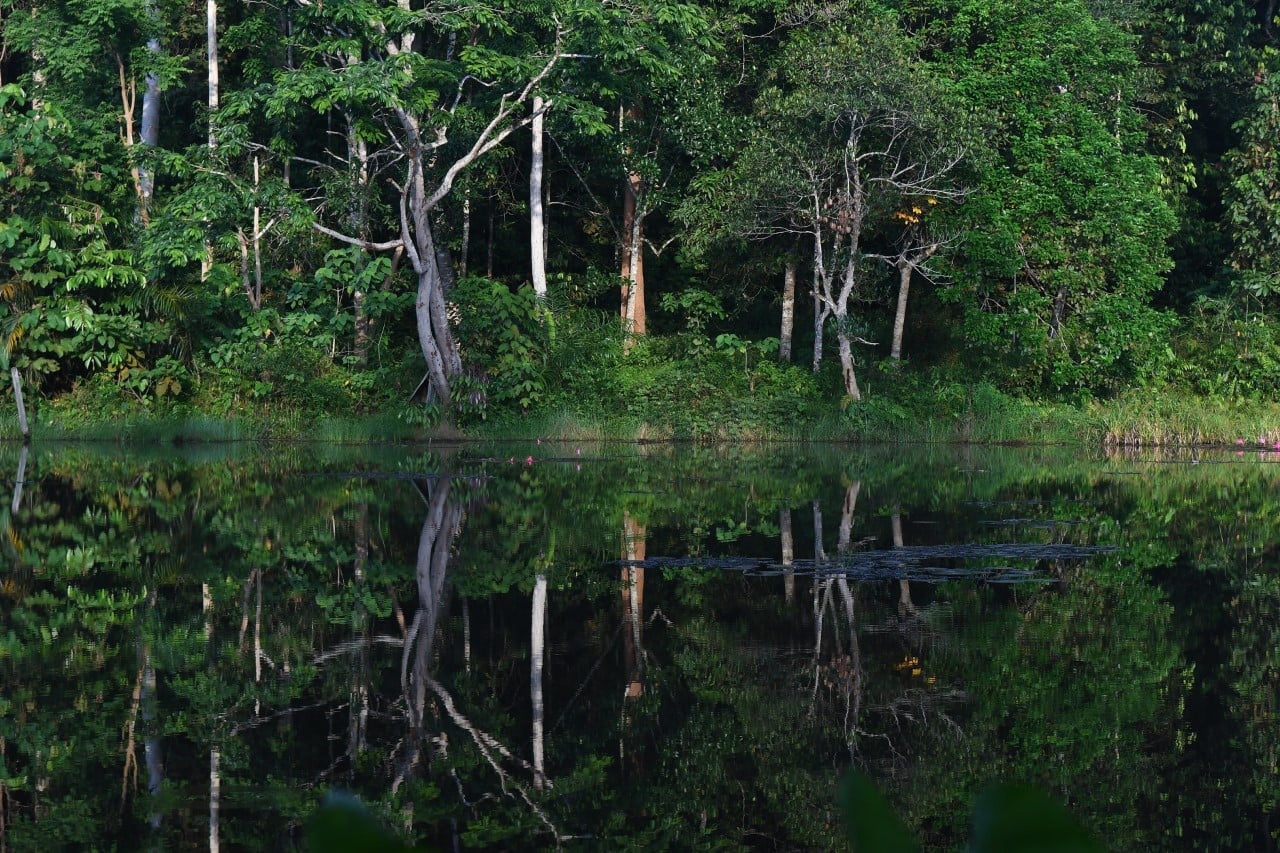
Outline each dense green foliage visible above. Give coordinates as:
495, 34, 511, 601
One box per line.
0, 0, 1278, 434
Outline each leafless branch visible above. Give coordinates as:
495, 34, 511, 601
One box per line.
311, 222, 404, 252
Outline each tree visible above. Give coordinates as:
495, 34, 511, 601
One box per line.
695, 10, 966, 399
1224, 50, 1280, 304
550, 0, 721, 344
916, 0, 1177, 392
281, 0, 568, 412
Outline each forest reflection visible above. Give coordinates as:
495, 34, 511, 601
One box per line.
0, 443, 1277, 850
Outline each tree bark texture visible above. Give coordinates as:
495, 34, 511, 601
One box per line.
620, 172, 646, 343
530, 96, 548, 299
781, 259, 796, 362
891, 260, 911, 361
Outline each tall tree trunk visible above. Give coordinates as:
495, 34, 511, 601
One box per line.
835, 250, 862, 399
780, 259, 796, 362
620, 175, 646, 345
811, 232, 828, 372
460, 190, 471, 278
836, 320, 861, 401
891, 260, 911, 361
203, 0, 218, 281
138, 28, 161, 210
347, 111, 372, 364
530, 96, 548, 299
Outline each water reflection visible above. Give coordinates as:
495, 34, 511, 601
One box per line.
0, 444, 1277, 849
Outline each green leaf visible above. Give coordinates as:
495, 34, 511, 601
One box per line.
969, 784, 1104, 853
304, 791, 422, 853
839, 770, 920, 853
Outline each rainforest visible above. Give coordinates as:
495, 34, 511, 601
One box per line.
1, 0, 1279, 441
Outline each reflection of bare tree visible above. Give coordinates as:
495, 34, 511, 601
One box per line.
531, 573, 547, 790
121, 591, 165, 831
780, 509, 795, 604
348, 502, 371, 769
893, 509, 917, 618
813, 501, 826, 563
806, 488, 964, 777
621, 513, 646, 702
10, 444, 26, 514
813, 484, 872, 754
205, 582, 220, 853
837, 482, 861, 555
391, 479, 563, 841
394, 479, 462, 793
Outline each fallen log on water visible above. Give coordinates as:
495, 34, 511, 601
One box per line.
617, 543, 1118, 583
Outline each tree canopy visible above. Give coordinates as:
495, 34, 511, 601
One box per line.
1, 0, 1278, 423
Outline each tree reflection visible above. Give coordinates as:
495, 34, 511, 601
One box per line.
3, 445, 1279, 850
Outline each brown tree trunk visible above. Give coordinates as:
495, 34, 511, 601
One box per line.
620, 173, 646, 343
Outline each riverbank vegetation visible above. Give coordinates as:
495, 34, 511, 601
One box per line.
2, 0, 1279, 445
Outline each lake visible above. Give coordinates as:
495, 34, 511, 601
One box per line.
0, 441, 1276, 850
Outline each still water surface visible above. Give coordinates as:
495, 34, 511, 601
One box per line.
0, 441, 1276, 850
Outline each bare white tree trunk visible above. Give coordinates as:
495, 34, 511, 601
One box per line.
836, 319, 861, 401
891, 260, 911, 361
203, 0, 218, 280
139, 30, 161, 209
530, 96, 548, 299
207, 0, 218, 147
780, 259, 796, 362
10, 368, 28, 440
460, 192, 471, 278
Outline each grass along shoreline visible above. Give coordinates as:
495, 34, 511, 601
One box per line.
3, 383, 1280, 448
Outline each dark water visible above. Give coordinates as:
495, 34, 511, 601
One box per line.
1, 441, 1277, 851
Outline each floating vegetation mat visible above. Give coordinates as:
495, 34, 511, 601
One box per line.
619, 543, 1118, 584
